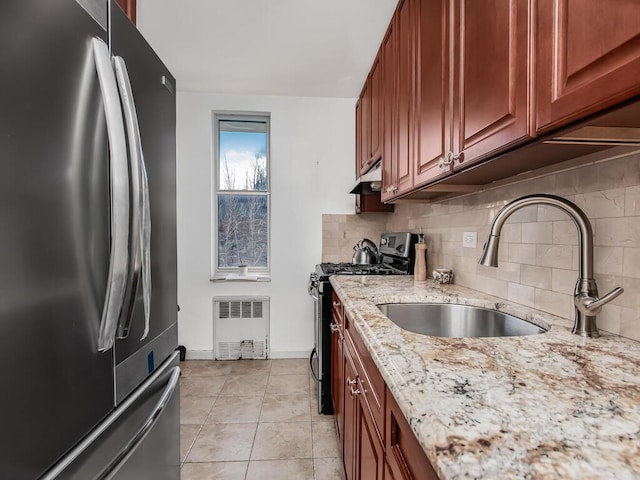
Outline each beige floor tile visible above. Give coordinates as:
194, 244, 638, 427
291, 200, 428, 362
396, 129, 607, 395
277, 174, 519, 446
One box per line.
207, 395, 263, 424
220, 375, 268, 396
246, 459, 314, 480
265, 374, 310, 395
312, 421, 340, 458
180, 376, 227, 397
181, 461, 248, 480
314, 457, 345, 480
271, 358, 309, 375
251, 422, 313, 460
180, 425, 201, 463
230, 359, 272, 375
181, 360, 233, 377
260, 394, 310, 422
187, 423, 257, 462
180, 396, 216, 425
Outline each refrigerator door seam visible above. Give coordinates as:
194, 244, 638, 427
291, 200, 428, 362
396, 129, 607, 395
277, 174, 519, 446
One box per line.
92, 37, 130, 352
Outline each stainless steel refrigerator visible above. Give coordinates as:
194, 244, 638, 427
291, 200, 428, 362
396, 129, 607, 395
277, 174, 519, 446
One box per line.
0, 0, 179, 478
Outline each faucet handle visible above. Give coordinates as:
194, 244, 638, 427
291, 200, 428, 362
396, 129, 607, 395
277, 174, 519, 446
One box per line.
580, 287, 624, 315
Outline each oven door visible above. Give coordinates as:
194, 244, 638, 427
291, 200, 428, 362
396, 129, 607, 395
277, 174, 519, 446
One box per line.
308, 275, 333, 414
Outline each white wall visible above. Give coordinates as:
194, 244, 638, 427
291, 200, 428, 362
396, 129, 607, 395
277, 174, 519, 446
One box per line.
176, 92, 356, 358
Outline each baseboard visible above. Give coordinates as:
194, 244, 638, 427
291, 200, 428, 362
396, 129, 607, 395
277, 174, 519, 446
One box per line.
184, 349, 311, 360
185, 350, 214, 360
269, 350, 312, 359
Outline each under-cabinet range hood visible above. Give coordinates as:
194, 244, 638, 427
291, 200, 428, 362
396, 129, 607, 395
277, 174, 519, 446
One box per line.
350, 161, 382, 194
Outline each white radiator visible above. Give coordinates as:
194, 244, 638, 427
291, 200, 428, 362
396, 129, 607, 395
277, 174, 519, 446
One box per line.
213, 297, 269, 360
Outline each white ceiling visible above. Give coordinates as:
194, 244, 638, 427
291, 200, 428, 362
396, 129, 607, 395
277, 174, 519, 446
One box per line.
137, 0, 398, 98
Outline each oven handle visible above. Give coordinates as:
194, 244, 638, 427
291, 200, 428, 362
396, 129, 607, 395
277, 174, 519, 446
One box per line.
309, 347, 320, 383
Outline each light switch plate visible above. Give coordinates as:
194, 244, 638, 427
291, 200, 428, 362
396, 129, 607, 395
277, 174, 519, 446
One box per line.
463, 231, 477, 248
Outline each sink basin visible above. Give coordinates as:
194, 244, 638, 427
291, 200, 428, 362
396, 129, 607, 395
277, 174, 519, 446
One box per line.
377, 303, 547, 338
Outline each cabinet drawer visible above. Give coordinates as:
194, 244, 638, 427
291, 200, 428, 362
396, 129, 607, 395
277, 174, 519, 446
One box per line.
385, 388, 438, 480
332, 291, 344, 328
344, 313, 385, 435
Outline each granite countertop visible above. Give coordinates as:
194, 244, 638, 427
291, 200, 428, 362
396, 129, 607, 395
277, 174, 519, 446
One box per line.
330, 275, 640, 480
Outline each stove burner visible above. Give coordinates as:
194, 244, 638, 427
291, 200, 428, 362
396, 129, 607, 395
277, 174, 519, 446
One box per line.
319, 262, 404, 276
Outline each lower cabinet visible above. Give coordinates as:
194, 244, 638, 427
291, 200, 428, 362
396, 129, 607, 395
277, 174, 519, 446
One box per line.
331, 299, 438, 480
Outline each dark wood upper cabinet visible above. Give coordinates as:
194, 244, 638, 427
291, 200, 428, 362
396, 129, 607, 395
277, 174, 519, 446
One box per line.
453, 0, 534, 169
392, 0, 415, 197
360, 81, 371, 175
114, 0, 136, 24
536, 0, 640, 133
369, 55, 383, 165
414, 0, 450, 187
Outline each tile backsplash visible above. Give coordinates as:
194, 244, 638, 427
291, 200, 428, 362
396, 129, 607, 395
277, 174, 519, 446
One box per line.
323, 150, 640, 341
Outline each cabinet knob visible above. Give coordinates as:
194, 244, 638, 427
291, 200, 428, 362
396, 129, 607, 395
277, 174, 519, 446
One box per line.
330, 323, 339, 333
346, 377, 357, 387
439, 152, 454, 169
350, 385, 361, 396
453, 152, 464, 164
332, 301, 340, 307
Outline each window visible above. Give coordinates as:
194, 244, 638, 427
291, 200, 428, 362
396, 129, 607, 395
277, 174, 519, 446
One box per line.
213, 113, 270, 275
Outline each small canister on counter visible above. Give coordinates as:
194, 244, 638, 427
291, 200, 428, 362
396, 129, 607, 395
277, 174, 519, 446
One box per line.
432, 268, 453, 284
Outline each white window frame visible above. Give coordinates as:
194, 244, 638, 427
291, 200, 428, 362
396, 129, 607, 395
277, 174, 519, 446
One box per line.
211, 111, 271, 278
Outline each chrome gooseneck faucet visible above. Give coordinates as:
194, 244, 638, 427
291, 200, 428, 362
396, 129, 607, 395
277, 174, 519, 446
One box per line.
479, 194, 624, 337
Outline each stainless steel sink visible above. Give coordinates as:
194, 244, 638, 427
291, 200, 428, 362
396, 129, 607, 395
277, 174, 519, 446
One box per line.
377, 303, 547, 338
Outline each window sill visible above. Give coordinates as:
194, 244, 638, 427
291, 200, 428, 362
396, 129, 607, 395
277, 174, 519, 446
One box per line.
210, 273, 271, 283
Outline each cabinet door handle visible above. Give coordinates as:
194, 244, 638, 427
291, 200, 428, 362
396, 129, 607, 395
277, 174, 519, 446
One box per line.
439, 152, 454, 169
346, 377, 357, 387
330, 323, 339, 333
350, 385, 361, 396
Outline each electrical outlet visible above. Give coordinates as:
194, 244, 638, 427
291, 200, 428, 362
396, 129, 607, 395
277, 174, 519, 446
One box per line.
462, 231, 477, 248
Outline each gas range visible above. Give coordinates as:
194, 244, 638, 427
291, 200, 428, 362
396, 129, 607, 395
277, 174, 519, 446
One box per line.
316, 262, 404, 277
307, 232, 418, 415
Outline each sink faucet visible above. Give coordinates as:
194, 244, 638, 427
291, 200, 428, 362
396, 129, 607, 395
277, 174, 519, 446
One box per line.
479, 194, 623, 337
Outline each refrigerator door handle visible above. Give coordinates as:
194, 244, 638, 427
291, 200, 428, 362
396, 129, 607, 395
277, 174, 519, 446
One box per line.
92, 38, 130, 352
40, 351, 180, 480
96, 364, 180, 480
113, 55, 152, 341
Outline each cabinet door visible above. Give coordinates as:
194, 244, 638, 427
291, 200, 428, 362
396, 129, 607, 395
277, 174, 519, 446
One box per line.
381, 22, 397, 202
370, 55, 383, 165
394, 0, 415, 196
357, 378, 385, 480
360, 83, 372, 175
343, 349, 359, 480
453, 0, 533, 169
536, 0, 640, 133
355, 98, 362, 176
414, 0, 451, 186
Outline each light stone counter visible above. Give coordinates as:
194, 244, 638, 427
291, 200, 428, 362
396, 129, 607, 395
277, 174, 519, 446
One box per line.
330, 275, 640, 480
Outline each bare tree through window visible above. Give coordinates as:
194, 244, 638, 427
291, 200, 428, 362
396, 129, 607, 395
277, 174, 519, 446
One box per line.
214, 115, 270, 272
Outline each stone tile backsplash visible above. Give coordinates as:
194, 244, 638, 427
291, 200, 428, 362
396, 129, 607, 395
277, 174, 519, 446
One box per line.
323, 150, 640, 341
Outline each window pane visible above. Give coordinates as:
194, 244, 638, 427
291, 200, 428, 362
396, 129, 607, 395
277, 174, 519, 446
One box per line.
218, 121, 268, 191
217, 194, 268, 268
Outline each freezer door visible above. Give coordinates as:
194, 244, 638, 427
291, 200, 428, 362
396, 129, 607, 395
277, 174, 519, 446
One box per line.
42, 353, 181, 480
109, 1, 179, 402
0, 1, 116, 478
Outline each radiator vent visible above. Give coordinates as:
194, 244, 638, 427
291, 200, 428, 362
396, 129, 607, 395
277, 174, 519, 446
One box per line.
218, 300, 264, 319
213, 297, 269, 361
